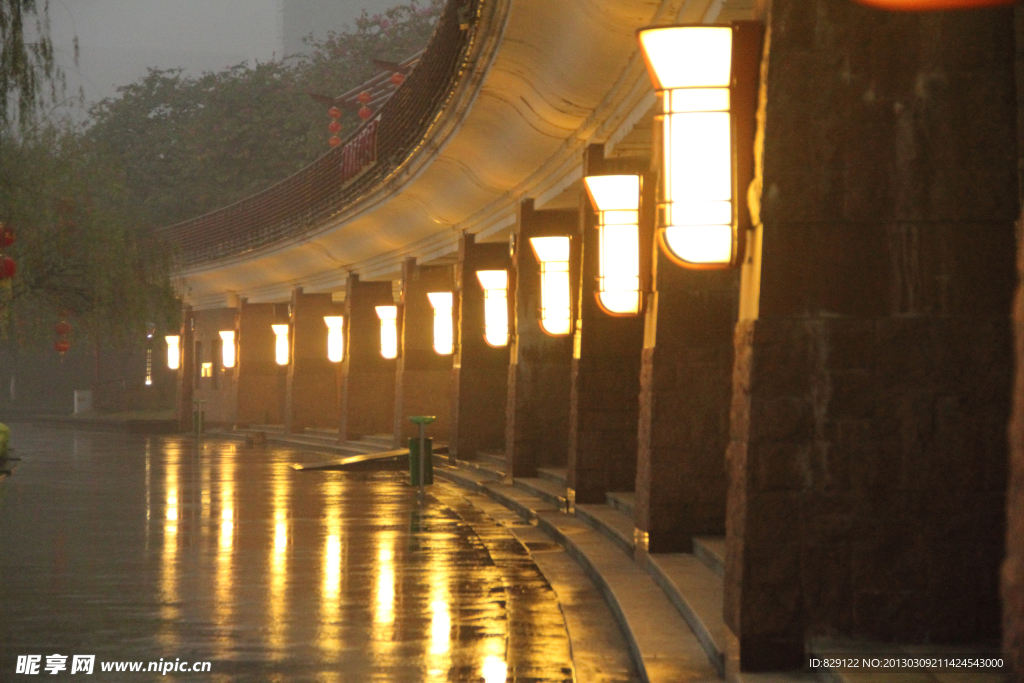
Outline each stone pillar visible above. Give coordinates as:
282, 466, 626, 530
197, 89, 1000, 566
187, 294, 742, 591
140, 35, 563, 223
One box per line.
339, 275, 396, 441
236, 301, 287, 426
567, 145, 648, 505
505, 200, 576, 478
176, 306, 194, 432
190, 307, 239, 427
450, 234, 510, 461
393, 258, 454, 446
725, 2, 1016, 671
285, 288, 340, 433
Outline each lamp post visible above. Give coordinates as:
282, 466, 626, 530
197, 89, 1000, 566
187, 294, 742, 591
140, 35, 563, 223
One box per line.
637, 24, 760, 270
476, 270, 509, 347
583, 174, 643, 316
426, 292, 454, 355
528, 236, 572, 336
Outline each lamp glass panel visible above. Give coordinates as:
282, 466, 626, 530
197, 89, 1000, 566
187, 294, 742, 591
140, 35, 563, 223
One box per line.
663, 225, 733, 264
427, 292, 454, 356
271, 324, 289, 366
165, 335, 181, 370
324, 316, 344, 363
529, 236, 570, 263
530, 236, 571, 335
584, 175, 640, 212
671, 88, 729, 113
482, 290, 509, 347
375, 306, 398, 359
219, 330, 236, 368
638, 26, 732, 90
476, 269, 507, 291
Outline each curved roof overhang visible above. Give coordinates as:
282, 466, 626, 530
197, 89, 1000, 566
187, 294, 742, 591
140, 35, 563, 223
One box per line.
177, 0, 755, 309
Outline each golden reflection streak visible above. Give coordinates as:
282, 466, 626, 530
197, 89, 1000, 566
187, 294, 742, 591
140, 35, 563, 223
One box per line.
370, 526, 399, 666
319, 478, 344, 659
214, 448, 236, 655
425, 542, 452, 683
158, 449, 180, 647
267, 465, 290, 658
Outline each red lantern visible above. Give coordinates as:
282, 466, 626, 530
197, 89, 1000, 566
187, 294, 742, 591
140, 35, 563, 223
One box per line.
0, 256, 16, 280
55, 339, 70, 356
328, 120, 342, 134
328, 106, 342, 119
390, 72, 405, 86
329, 136, 342, 147
0, 224, 13, 248
358, 106, 373, 121
55, 321, 72, 336
357, 91, 372, 105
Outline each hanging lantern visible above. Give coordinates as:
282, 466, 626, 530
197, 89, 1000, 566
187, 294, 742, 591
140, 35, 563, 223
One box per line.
390, 72, 405, 86
529, 236, 572, 336
328, 120, 342, 134
219, 330, 236, 369
55, 320, 72, 336
0, 256, 17, 280
54, 339, 70, 356
426, 292, 454, 356
375, 305, 398, 360
328, 106, 342, 119
584, 174, 642, 316
638, 24, 755, 269
358, 106, 373, 121
271, 324, 290, 366
357, 91, 372, 104
329, 136, 342, 147
0, 224, 14, 248
165, 335, 181, 370
324, 316, 345, 363
476, 270, 509, 347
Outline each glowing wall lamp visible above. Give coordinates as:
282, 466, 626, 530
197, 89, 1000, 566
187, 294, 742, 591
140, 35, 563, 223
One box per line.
375, 305, 398, 359
426, 292, 454, 356
219, 330, 236, 369
476, 270, 509, 347
165, 335, 181, 370
529, 236, 572, 336
271, 324, 289, 366
324, 316, 344, 363
638, 25, 747, 269
584, 174, 642, 316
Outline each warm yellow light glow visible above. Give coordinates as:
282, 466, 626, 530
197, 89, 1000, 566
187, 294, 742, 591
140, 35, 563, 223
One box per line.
476, 270, 509, 347
201, 362, 213, 378
482, 656, 508, 683
529, 236, 571, 336
639, 25, 738, 268
426, 292, 454, 356
375, 305, 398, 359
585, 175, 642, 316
219, 330, 236, 368
165, 335, 181, 370
323, 316, 344, 363
271, 324, 289, 366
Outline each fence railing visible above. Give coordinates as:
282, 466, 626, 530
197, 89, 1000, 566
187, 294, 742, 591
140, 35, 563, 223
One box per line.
157, 0, 476, 268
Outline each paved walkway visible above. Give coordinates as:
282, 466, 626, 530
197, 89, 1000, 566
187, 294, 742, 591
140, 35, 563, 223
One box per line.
0, 424, 639, 682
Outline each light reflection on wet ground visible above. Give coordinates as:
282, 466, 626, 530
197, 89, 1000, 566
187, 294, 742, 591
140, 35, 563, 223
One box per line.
0, 424, 574, 681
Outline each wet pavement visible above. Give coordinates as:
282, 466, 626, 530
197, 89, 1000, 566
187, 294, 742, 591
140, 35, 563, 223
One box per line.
0, 424, 577, 681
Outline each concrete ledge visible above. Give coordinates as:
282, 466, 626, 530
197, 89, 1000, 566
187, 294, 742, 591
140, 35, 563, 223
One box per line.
606, 491, 636, 517
693, 536, 725, 578
575, 503, 635, 555
513, 477, 571, 513
537, 467, 567, 485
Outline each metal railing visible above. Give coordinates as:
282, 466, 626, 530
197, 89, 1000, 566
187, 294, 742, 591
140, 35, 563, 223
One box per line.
157, 0, 476, 268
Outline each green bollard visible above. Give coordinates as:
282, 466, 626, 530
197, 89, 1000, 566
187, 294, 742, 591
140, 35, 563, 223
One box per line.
0, 422, 9, 460
408, 415, 436, 502
408, 436, 434, 486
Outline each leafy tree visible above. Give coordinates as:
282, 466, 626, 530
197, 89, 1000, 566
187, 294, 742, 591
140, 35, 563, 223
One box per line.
84, 0, 443, 228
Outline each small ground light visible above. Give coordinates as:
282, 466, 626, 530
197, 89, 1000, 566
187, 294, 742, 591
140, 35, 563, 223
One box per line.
271, 324, 289, 366
584, 174, 642, 316
528, 236, 572, 336
324, 316, 344, 362
426, 292, 454, 355
376, 306, 398, 359
165, 335, 181, 370
476, 270, 509, 347
219, 330, 236, 368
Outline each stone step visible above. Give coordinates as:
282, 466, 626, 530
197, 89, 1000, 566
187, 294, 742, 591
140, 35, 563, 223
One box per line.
575, 503, 636, 556
456, 457, 505, 480
693, 536, 725, 578
607, 490, 636, 517
477, 450, 506, 467
537, 466, 567, 486
513, 477, 571, 513
452, 476, 720, 683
